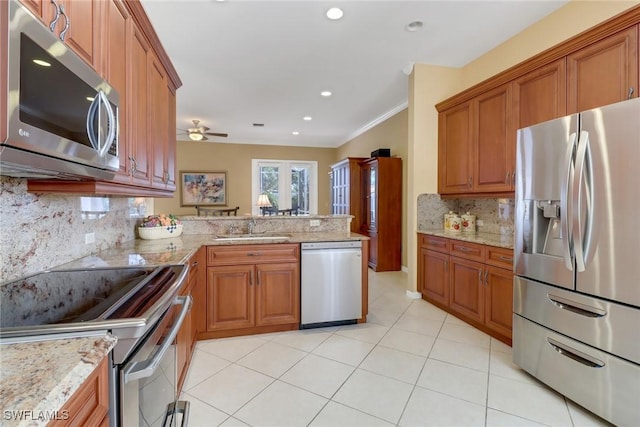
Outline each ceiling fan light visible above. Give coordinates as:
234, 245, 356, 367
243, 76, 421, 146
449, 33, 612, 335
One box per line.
189, 132, 204, 141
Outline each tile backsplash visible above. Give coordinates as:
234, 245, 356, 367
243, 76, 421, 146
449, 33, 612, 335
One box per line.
417, 193, 514, 235
0, 177, 140, 282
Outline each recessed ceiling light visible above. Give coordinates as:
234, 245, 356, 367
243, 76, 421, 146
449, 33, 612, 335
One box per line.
303, 116, 312, 121
406, 21, 424, 32
321, 91, 332, 97
292, 131, 300, 135
326, 7, 343, 20
33, 59, 51, 67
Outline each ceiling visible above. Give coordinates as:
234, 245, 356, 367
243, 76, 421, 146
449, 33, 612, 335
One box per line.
140, 0, 568, 148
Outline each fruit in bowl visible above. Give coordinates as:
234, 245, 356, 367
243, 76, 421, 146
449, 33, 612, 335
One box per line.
138, 214, 183, 239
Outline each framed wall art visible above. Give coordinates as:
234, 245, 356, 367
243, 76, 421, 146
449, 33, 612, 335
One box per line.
180, 171, 227, 206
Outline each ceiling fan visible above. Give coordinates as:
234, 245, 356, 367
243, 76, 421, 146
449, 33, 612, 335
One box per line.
178, 120, 228, 141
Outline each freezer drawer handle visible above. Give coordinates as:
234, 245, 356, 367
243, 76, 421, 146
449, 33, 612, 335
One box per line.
546, 337, 605, 368
161, 400, 190, 427
547, 294, 606, 318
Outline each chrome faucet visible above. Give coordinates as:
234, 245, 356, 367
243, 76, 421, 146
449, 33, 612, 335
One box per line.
248, 219, 256, 235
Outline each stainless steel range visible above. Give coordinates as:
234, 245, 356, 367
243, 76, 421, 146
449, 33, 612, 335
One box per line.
0, 264, 191, 427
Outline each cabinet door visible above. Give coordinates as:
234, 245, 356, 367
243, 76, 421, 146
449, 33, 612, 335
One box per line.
420, 248, 449, 307
255, 262, 299, 326
18, 0, 44, 19
207, 265, 255, 331
128, 25, 152, 186
484, 265, 513, 340
165, 84, 177, 190
176, 277, 193, 394
367, 230, 378, 270
438, 101, 473, 194
103, 0, 130, 182
149, 53, 169, 189
193, 247, 207, 335
473, 84, 514, 193
43, 0, 101, 69
449, 256, 484, 323
568, 27, 638, 113
513, 59, 567, 130
361, 161, 378, 232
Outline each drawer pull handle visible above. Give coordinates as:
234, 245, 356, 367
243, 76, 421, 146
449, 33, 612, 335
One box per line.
547, 294, 607, 318
247, 252, 262, 256
498, 256, 513, 262
546, 338, 605, 368
458, 247, 472, 252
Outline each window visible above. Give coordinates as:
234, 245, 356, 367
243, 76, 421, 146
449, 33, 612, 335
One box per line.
251, 159, 318, 215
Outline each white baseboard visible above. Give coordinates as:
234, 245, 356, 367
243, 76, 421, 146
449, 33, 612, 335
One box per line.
406, 290, 422, 299
401, 265, 408, 273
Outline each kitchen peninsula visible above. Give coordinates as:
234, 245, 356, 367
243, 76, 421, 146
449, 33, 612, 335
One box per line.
0, 215, 369, 425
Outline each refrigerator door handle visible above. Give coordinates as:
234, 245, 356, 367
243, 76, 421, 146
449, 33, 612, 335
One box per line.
573, 130, 591, 272
560, 132, 577, 271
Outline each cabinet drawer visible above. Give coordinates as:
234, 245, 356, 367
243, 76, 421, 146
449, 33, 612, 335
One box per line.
450, 240, 484, 262
419, 234, 449, 253
485, 246, 514, 270
207, 244, 299, 266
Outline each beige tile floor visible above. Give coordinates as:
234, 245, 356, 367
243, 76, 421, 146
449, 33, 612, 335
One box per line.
180, 270, 612, 427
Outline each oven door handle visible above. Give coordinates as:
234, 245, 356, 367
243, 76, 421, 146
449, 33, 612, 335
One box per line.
161, 400, 190, 427
123, 295, 192, 383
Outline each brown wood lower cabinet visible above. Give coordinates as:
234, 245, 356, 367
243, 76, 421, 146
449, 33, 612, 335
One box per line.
202, 244, 300, 339
417, 233, 514, 345
49, 357, 109, 427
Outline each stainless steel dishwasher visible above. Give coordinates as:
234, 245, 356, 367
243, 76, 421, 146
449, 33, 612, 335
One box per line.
300, 241, 362, 328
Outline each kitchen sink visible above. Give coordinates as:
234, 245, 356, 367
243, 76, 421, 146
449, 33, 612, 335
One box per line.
213, 233, 291, 241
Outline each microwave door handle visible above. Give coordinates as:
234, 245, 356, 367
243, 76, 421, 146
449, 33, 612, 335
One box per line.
97, 91, 116, 157
86, 95, 100, 151
561, 132, 577, 271
123, 296, 192, 383
573, 131, 589, 272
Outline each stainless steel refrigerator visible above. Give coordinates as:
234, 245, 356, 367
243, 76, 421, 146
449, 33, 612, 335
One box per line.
513, 97, 640, 426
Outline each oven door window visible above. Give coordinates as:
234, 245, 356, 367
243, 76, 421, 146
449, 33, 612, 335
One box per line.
122, 305, 179, 427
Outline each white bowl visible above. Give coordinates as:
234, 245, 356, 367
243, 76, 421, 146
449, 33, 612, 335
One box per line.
138, 224, 183, 240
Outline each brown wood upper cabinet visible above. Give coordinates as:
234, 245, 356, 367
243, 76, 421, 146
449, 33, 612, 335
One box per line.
438, 101, 473, 195
438, 84, 514, 195
512, 59, 567, 130
436, 7, 640, 198
23, 0, 101, 70
568, 27, 638, 114
473, 84, 514, 193
21, 0, 182, 197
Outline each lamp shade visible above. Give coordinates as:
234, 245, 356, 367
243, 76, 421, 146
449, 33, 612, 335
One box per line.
256, 194, 272, 207
189, 132, 204, 141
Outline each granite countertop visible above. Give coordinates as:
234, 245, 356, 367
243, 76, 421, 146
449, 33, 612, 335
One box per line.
0, 333, 116, 427
418, 229, 514, 250
57, 231, 368, 270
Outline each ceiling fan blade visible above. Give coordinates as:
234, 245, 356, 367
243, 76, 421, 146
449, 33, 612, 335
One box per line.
199, 126, 210, 132
204, 132, 228, 137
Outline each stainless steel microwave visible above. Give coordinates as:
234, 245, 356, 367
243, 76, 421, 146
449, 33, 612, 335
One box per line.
1, 0, 119, 180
